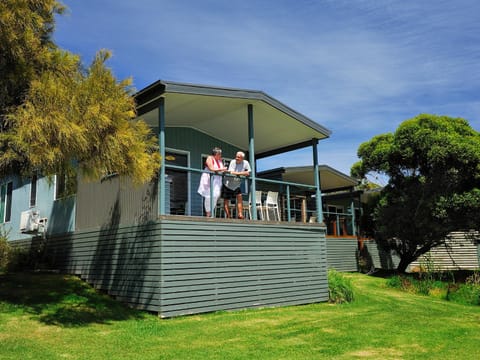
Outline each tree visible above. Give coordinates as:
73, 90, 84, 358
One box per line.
352, 114, 480, 272
0, 0, 159, 183
0, 0, 62, 119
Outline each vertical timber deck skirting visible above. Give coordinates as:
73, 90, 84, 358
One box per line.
45, 218, 328, 317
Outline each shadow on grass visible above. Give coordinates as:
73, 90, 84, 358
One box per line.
0, 272, 145, 327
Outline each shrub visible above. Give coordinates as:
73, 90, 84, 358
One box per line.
466, 271, 480, 286
386, 271, 480, 306
386, 275, 416, 292
447, 271, 480, 305
328, 269, 354, 303
0, 226, 35, 273
0, 234, 10, 272
6, 245, 32, 272
386, 274, 446, 296
415, 277, 433, 295
447, 284, 480, 306
386, 275, 403, 289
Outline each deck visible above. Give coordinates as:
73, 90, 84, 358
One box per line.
44, 216, 329, 317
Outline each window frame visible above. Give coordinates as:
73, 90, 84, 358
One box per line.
165, 148, 191, 215
30, 174, 37, 207
55, 171, 77, 200
1, 181, 13, 223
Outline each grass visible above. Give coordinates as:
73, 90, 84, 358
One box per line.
1, 272, 480, 359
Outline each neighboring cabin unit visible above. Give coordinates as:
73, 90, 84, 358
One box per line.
362, 232, 480, 272
258, 165, 362, 272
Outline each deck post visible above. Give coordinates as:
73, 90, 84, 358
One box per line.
158, 97, 166, 216
312, 139, 323, 223
209, 172, 215, 218
351, 200, 356, 236
248, 104, 257, 220
286, 185, 291, 221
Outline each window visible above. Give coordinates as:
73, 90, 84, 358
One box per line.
0, 181, 13, 223
166, 151, 189, 215
30, 174, 37, 207
55, 171, 77, 200
5, 182, 12, 222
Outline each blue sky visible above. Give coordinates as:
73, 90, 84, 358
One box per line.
54, 0, 480, 177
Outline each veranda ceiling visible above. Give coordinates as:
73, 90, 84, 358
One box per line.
287, 166, 358, 191
136, 81, 331, 157
259, 165, 359, 192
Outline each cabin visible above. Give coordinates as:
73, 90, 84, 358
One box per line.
2, 81, 346, 317
362, 232, 480, 272
258, 165, 362, 272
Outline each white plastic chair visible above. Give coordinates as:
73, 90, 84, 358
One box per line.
248, 191, 265, 220
265, 191, 281, 221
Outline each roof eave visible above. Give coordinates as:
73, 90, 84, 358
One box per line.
135, 80, 332, 139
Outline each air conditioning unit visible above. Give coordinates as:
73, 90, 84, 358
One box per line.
20, 210, 47, 234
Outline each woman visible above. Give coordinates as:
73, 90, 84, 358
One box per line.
197, 147, 228, 217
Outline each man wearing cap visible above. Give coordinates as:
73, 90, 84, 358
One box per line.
222, 151, 251, 219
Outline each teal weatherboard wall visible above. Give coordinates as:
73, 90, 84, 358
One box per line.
45, 218, 328, 317
163, 127, 243, 217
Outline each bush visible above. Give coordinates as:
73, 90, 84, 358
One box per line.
386, 274, 446, 296
386, 275, 403, 289
415, 278, 433, 295
447, 284, 480, 306
328, 269, 354, 303
6, 245, 32, 272
447, 271, 480, 305
466, 271, 480, 286
0, 234, 10, 272
0, 226, 35, 273
386, 271, 480, 306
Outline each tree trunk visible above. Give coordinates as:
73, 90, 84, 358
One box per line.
396, 257, 414, 273
396, 245, 436, 273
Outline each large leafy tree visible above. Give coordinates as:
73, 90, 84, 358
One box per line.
0, 0, 159, 183
352, 114, 480, 272
0, 0, 61, 117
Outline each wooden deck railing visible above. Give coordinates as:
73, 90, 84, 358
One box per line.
163, 164, 356, 235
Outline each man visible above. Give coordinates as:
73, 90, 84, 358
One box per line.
222, 151, 251, 219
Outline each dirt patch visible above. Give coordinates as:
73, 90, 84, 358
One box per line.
348, 347, 404, 359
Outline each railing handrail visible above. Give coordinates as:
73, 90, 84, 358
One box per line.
165, 164, 316, 190
163, 164, 355, 233
323, 211, 352, 216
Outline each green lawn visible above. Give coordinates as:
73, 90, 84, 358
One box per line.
1, 272, 479, 360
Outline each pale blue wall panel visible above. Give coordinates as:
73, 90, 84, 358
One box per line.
3, 175, 75, 241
